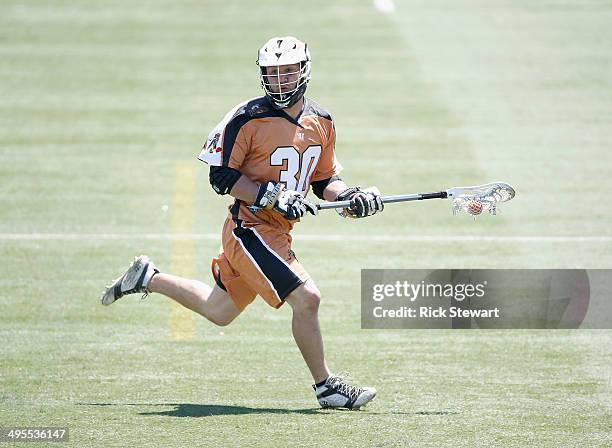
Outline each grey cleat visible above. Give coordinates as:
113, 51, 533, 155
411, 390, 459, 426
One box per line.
101, 255, 159, 306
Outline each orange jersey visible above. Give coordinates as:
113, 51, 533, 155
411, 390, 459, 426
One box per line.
198, 96, 342, 231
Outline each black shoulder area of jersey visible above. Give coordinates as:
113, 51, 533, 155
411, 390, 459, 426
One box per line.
229, 97, 278, 121
222, 97, 280, 166
302, 98, 333, 121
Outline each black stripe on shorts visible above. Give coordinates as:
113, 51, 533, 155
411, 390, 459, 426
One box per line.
232, 226, 303, 300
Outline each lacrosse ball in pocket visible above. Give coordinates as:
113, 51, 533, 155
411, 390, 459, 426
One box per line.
466, 200, 483, 215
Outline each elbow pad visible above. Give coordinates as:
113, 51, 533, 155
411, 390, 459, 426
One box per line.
209, 166, 242, 195
311, 175, 341, 200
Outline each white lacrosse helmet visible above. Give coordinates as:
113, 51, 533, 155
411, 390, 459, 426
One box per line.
256, 36, 312, 109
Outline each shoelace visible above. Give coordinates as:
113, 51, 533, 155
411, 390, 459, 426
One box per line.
120, 285, 149, 300
328, 376, 363, 400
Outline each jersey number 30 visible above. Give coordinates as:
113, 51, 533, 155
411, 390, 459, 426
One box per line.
271, 145, 321, 195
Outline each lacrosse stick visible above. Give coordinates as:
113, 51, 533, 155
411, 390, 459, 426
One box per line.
317, 182, 515, 216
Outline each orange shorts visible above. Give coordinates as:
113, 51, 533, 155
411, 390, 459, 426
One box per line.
211, 218, 310, 310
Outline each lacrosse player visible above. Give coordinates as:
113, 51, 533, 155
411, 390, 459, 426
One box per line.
101, 36, 383, 409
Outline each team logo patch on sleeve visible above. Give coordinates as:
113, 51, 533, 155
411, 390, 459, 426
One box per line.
207, 133, 221, 153
198, 132, 223, 166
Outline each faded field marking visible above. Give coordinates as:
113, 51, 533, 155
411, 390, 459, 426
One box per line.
169, 162, 196, 341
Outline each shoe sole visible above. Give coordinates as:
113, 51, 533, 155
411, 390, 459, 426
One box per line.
319, 389, 377, 410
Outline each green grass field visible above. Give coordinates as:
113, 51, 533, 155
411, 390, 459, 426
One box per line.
1, 1, 611, 446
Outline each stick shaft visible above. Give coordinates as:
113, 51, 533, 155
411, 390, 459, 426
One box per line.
317, 191, 447, 210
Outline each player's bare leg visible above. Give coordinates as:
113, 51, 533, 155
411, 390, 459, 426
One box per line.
101, 255, 241, 326
285, 279, 377, 409
285, 280, 331, 383
149, 275, 241, 326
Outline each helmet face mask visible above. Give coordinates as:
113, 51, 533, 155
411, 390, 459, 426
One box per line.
257, 36, 311, 109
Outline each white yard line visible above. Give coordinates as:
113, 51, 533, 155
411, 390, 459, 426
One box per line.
1, 233, 611, 243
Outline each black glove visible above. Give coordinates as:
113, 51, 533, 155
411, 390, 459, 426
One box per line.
336, 186, 384, 218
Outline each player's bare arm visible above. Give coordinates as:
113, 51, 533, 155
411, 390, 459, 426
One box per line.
227, 174, 257, 203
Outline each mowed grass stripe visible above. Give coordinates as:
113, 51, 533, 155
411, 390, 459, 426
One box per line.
169, 162, 196, 341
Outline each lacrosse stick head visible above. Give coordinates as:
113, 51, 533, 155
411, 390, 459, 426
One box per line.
447, 182, 515, 216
